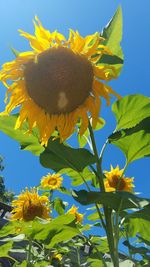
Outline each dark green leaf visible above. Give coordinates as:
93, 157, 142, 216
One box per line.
123, 240, 149, 255
112, 94, 150, 130
40, 139, 96, 172
0, 114, 44, 155
72, 190, 150, 211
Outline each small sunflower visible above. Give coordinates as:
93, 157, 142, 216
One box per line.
104, 165, 134, 193
68, 205, 83, 223
11, 188, 50, 221
51, 252, 62, 262
0, 16, 120, 145
41, 173, 63, 190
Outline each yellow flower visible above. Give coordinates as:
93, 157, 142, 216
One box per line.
104, 165, 134, 192
68, 205, 83, 223
51, 252, 62, 262
0, 17, 120, 145
11, 188, 50, 221
41, 173, 63, 190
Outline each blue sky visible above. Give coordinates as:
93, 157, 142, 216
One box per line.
0, 0, 149, 203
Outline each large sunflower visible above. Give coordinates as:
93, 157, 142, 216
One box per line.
104, 165, 134, 193
11, 188, 50, 221
0, 17, 120, 145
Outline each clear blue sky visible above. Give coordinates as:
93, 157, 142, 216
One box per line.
0, 0, 149, 202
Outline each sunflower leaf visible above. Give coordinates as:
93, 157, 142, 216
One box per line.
0, 241, 13, 256
98, 5, 123, 77
101, 6, 123, 58
0, 114, 44, 156
53, 197, 65, 215
124, 205, 150, 241
72, 190, 150, 211
60, 167, 95, 186
40, 139, 96, 172
109, 117, 150, 164
112, 94, 150, 130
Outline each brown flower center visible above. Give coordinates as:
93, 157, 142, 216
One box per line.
23, 201, 43, 221
48, 178, 57, 186
24, 47, 94, 114
108, 175, 125, 191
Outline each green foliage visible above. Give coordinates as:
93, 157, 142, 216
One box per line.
110, 94, 150, 164
124, 205, 150, 241
40, 139, 96, 172
53, 197, 65, 215
72, 190, 150, 211
0, 114, 44, 156
98, 5, 123, 77
0, 214, 79, 248
60, 167, 95, 186
0, 241, 13, 256
109, 117, 150, 164
112, 94, 150, 130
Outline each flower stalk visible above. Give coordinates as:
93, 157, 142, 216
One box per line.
88, 121, 119, 267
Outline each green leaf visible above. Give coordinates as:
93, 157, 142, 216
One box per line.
15, 261, 27, 267
125, 205, 150, 241
88, 259, 103, 267
98, 6, 123, 77
72, 190, 150, 211
109, 117, 150, 164
112, 94, 150, 130
0, 114, 44, 156
47, 225, 80, 248
0, 241, 13, 256
0, 234, 25, 242
53, 197, 65, 215
34, 261, 50, 267
87, 211, 100, 221
60, 167, 95, 186
40, 139, 96, 172
117, 260, 135, 267
78, 128, 89, 148
101, 6, 123, 57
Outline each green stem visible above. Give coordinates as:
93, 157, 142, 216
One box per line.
80, 172, 106, 231
114, 211, 119, 264
27, 238, 32, 267
88, 122, 119, 267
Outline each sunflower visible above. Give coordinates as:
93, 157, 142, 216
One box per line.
0, 16, 120, 145
68, 205, 83, 223
41, 173, 63, 190
11, 188, 50, 221
104, 165, 134, 192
